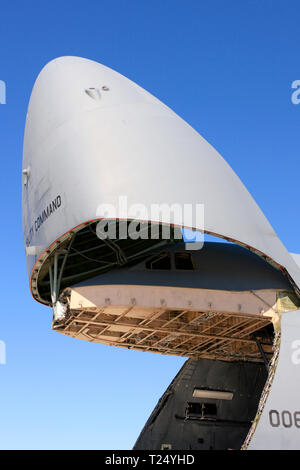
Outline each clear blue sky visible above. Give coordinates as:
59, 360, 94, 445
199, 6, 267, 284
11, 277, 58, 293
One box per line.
0, 0, 299, 449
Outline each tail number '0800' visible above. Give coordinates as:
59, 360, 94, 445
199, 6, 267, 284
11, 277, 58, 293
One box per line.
269, 410, 300, 428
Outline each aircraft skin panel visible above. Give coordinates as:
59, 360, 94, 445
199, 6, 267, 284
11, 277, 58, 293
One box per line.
75, 242, 292, 292
247, 309, 300, 449
22, 56, 300, 297
133, 358, 268, 450
69, 284, 277, 317
291, 253, 300, 270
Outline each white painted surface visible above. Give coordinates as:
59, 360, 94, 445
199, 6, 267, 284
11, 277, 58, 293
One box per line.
22, 56, 300, 292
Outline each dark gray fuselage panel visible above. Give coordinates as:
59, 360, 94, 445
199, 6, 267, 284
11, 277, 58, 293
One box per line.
133, 358, 267, 450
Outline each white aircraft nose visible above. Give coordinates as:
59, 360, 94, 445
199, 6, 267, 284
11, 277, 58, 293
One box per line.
23, 56, 300, 303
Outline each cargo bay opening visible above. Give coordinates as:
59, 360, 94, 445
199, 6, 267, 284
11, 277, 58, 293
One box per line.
31, 220, 300, 449
31, 220, 299, 362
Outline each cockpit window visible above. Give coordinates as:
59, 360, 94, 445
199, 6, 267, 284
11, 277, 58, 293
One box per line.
175, 252, 194, 270
145, 253, 171, 270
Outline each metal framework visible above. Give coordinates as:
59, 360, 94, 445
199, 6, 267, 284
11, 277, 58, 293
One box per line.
53, 306, 273, 362
38, 221, 178, 305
